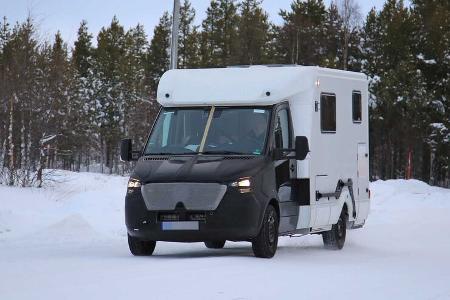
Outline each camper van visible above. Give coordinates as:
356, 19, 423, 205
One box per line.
121, 65, 370, 258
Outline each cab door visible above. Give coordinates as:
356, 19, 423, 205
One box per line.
272, 104, 298, 233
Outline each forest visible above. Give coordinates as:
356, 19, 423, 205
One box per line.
0, 0, 448, 187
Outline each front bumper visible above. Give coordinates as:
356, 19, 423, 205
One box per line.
125, 187, 264, 242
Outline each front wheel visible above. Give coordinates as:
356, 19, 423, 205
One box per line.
252, 205, 279, 258
128, 234, 156, 256
322, 209, 347, 250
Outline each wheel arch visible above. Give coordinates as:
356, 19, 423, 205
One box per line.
268, 198, 280, 219
330, 188, 354, 225
255, 198, 280, 235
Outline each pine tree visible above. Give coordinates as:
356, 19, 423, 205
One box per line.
95, 16, 126, 173
362, 0, 431, 181
336, 0, 362, 70
278, 0, 327, 65
264, 23, 284, 64
123, 24, 157, 162
411, 0, 450, 185
73, 20, 92, 78
47, 32, 72, 170
218, 0, 240, 66
0, 17, 11, 170
237, 0, 270, 65
70, 20, 96, 171
178, 0, 200, 68
147, 12, 171, 93
201, 0, 239, 67
201, 0, 221, 66
1, 17, 41, 185
322, 2, 343, 68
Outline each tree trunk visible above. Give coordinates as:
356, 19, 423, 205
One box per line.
8, 96, 15, 186
343, 31, 349, 70
429, 150, 435, 185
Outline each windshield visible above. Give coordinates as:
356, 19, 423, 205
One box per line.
144, 107, 271, 155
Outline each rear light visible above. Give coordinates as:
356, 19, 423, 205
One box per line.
368, 189, 371, 199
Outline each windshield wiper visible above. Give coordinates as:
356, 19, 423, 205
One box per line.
201, 150, 247, 155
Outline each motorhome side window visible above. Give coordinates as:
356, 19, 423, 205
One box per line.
352, 91, 362, 123
320, 93, 336, 133
274, 108, 291, 148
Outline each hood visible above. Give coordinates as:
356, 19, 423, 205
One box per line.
132, 155, 267, 184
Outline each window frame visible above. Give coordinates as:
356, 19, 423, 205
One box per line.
320, 92, 337, 134
269, 102, 294, 151
143, 106, 274, 156
273, 107, 292, 149
352, 90, 362, 124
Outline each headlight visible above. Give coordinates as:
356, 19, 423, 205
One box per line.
127, 178, 141, 189
231, 178, 251, 187
230, 177, 252, 193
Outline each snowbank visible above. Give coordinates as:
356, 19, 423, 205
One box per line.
0, 170, 128, 241
1, 171, 449, 300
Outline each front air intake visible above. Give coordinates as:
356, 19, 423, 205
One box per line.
141, 182, 227, 211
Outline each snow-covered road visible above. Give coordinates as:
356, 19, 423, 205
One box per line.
1, 171, 450, 300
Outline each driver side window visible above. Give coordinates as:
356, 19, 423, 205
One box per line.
274, 108, 291, 149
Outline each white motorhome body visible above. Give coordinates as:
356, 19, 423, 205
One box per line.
157, 65, 370, 231
123, 65, 370, 258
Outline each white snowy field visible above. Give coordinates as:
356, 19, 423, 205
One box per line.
1, 171, 449, 300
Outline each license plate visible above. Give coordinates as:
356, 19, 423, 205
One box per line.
162, 221, 199, 230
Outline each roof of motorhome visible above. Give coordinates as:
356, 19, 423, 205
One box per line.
157, 65, 367, 106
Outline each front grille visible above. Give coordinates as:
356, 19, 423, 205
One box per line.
141, 182, 227, 211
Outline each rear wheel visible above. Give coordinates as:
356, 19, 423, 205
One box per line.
322, 209, 347, 250
128, 234, 156, 256
204, 240, 226, 249
252, 205, 279, 258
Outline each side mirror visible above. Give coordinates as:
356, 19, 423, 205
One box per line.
120, 138, 133, 162
295, 136, 309, 160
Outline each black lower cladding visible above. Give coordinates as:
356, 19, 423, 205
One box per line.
126, 188, 265, 242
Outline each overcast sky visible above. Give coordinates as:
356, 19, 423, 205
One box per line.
1, 0, 406, 47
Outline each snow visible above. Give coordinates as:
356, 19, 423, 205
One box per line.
417, 53, 437, 64
40, 134, 59, 144
1, 171, 450, 300
424, 59, 437, 64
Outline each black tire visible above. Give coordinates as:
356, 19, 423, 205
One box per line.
322, 209, 347, 250
252, 205, 279, 258
204, 240, 226, 249
128, 234, 156, 256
